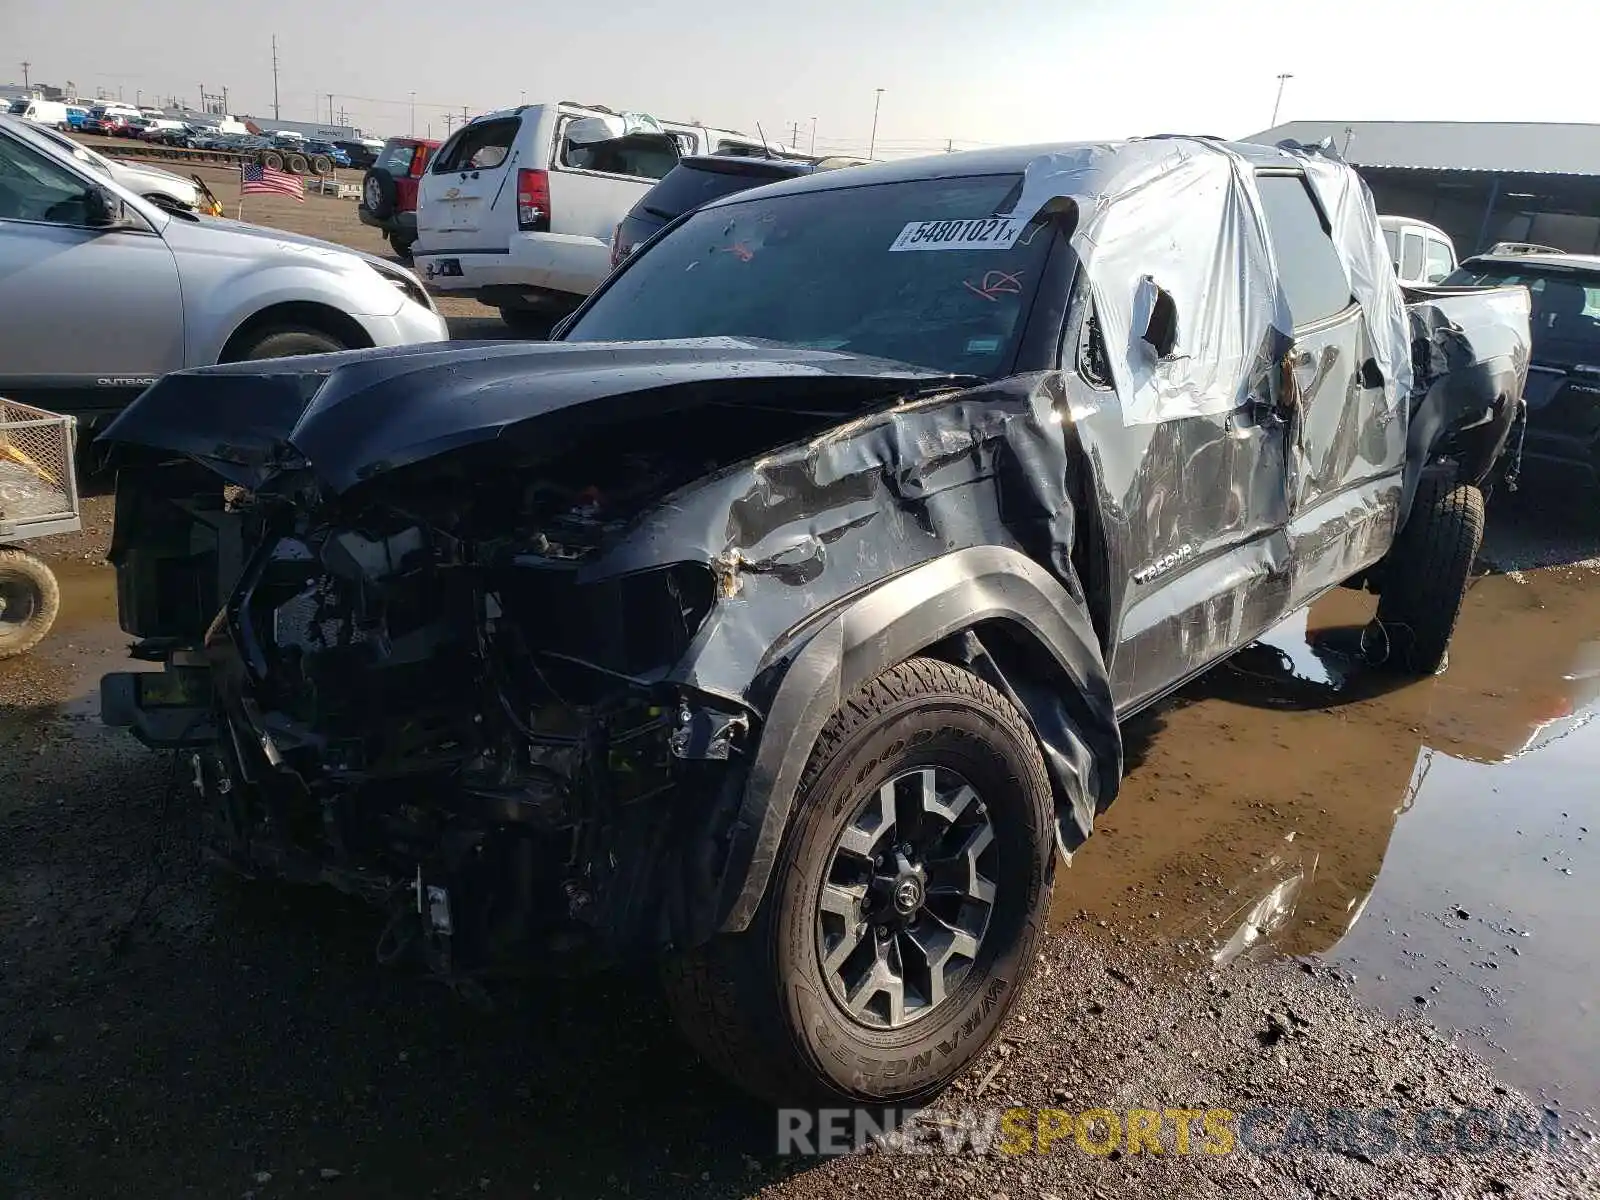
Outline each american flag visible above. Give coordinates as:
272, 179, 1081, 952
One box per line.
240, 163, 304, 202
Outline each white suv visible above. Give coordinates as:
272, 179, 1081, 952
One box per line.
413, 103, 771, 332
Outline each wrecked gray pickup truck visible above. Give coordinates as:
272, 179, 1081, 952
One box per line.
96, 136, 1530, 1106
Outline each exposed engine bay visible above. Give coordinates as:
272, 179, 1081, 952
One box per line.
109, 382, 906, 980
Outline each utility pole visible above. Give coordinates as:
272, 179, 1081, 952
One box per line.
868, 88, 884, 161
789, 121, 800, 149
461, 104, 469, 128
409, 90, 416, 136
20, 61, 29, 91
327, 94, 334, 125
443, 113, 454, 136
809, 116, 817, 156
1270, 72, 1293, 128
271, 34, 281, 120
946, 137, 953, 153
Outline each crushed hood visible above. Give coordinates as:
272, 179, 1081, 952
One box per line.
96, 338, 963, 492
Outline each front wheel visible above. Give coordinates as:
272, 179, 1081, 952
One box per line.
1372, 478, 1484, 674
662, 657, 1055, 1105
0, 549, 61, 659
232, 327, 348, 362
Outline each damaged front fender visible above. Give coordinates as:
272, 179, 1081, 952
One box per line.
718, 544, 1119, 933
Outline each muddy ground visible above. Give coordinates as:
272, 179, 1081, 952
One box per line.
3, 145, 1599, 1198
4, 500, 1597, 1199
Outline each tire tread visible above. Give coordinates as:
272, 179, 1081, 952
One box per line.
663, 656, 1047, 1105
1378, 479, 1484, 674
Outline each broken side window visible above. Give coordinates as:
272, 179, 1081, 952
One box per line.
557, 124, 684, 181
1255, 174, 1355, 326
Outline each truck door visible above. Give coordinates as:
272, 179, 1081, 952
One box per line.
1254, 171, 1404, 609
1064, 290, 1295, 711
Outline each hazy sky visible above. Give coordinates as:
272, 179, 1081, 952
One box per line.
6, 0, 1594, 153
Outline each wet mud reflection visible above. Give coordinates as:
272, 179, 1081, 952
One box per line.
1054, 560, 1600, 1116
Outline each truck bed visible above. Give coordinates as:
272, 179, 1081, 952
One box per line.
1398, 282, 1532, 512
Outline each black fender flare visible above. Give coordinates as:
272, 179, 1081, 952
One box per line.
715, 544, 1122, 933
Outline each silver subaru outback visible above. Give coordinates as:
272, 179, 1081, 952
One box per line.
0, 114, 447, 426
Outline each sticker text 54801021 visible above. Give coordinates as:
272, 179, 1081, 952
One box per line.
889, 217, 1024, 252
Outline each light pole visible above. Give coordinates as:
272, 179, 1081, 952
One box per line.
20, 61, 29, 91
868, 88, 884, 161
809, 116, 817, 157
409, 90, 417, 136
1270, 73, 1293, 128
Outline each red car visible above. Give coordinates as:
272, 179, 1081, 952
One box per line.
89, 113, 135, 137
358, 136, 441, 261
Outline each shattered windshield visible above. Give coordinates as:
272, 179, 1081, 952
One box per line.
565, 174, 1056, 378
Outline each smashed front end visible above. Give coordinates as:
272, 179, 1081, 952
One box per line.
97, 341, 1007, 978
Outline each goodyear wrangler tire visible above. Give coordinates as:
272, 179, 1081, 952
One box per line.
662, 656, 1055, 1106
1374, 478, 1484, 675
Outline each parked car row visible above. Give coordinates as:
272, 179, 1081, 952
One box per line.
93, 130, 1535, 1109
20, 122, 211, 214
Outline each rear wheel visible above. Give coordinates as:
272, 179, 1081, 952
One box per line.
261, 150, 284, 171
310, 154, 332, 176
1371, 478, 1484, 674
286, 152, 309, 175
232, 327, 348, 362
0, 549, 61, 660
662, 657, 1056, 1105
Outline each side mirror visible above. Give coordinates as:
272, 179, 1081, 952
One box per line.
84, 185, 126, 229
1137, 276, 1180, 361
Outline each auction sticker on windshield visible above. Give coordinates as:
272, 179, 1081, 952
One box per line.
889, 217, 1024, 252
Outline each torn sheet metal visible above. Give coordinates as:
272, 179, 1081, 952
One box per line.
998, 137, 1412, 432
1295, 149, 1413, 414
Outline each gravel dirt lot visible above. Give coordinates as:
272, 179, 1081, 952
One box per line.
2, 146, 1598, 1199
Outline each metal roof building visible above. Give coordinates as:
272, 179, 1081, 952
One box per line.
1247, 120, 1600, 257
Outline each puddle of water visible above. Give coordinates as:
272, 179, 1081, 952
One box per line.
1054, 562, 1600, 1118
0, 556, 133, 739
